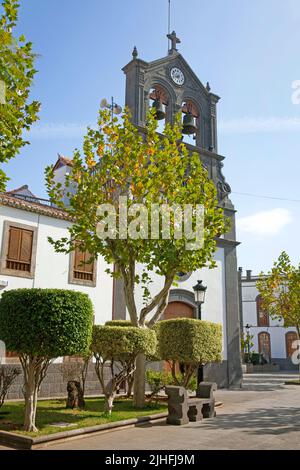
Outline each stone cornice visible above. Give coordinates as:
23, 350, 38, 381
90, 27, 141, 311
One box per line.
216, 237, 240, 248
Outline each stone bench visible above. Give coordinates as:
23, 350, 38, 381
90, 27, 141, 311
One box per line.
165, 382, 217, 425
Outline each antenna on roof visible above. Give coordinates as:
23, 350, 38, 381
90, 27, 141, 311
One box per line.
167, 0, 171, 53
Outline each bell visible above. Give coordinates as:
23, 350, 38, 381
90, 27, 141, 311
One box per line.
182, 112, 197, 135
152, 99, 166, 120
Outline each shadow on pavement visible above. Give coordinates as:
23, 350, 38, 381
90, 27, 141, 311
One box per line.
139, 405, 300, 437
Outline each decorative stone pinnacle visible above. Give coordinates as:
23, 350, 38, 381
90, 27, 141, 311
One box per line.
132, 46, 138, 59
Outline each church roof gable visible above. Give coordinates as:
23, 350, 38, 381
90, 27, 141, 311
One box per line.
148, 53, 218, 99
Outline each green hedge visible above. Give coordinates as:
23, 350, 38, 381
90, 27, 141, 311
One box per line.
105, 320, 152, 327
0, 289, 93, 357
105, 320, 132, 327
156, 318, 222, 364
92, 325, 157, 360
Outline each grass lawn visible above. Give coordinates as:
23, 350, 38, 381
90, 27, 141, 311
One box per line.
0, 397, 167, 437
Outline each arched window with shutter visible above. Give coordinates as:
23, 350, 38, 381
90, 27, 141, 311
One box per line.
256, 295, 269, 327
258, 331, 271, 362
286, 331, 298, 358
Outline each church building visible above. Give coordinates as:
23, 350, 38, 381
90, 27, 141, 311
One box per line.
117, 32, 242, 387
0, 33, 242, 390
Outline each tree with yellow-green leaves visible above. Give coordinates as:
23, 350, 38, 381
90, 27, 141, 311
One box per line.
45, 108, 227, 408
257, 252, 300, 377
0, 0, 40, 191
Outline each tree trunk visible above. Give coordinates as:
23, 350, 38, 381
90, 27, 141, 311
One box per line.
104, 393, 115, 414
133, 353, 146, 408
297, 327, 300, 382
81, 357, 90, 398
20, 355, 50, 432
23, 363, 38, 432
126, 374, 134, 398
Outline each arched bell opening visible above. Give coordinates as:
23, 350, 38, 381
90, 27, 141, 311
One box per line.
149, 85, 169, 134
181, 100, 200, 145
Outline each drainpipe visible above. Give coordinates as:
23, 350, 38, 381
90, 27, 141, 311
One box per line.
238, 267, 243, 332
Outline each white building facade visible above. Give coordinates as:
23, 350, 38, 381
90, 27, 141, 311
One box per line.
240, 269, 298, 370
0, 186, 113, 329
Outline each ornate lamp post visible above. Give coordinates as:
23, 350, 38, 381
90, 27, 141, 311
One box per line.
193, 280, 207, 384
244, 323, 252, 363
193, 280, 207, 320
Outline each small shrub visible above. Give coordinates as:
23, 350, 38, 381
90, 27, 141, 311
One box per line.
146, 369, 197, 402
0, 366, 21, 408
92, 325, 156, 413
146, 370, 171, 402
156, 318, 222, 389
105, 320, 140, 397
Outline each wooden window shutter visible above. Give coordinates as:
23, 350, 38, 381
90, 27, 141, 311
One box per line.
6, 226, 33, 272
20, 230, 33, 263
83, 252, 94, 273
7, 227, 21, 260
74, 246, 85, 271
73, 245, 94, 281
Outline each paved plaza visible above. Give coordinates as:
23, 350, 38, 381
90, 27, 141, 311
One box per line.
0, 373, 299, 451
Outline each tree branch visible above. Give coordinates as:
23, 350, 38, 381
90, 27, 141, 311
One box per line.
140, 271, 175, 325
148, 287, 171, 328
120, 260, 138, 326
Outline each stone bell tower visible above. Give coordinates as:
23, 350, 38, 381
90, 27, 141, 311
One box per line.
121, 33, 243, 387
123, 31, 219, 153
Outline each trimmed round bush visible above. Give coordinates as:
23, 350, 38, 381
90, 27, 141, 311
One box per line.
0, 288, 93, 357
156, 318, 222, 364
0, 288, 94, 432
105, 320, 132, 327
92, 325, 157, 359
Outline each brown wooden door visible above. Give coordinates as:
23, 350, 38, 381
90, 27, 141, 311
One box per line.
286, 332, 298, 358
258, 332, 271, 361
163, 301, 194, 320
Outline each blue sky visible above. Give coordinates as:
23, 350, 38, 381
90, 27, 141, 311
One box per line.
3, 0, 300, 274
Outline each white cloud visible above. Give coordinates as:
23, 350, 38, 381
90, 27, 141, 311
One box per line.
24, 122, 96, 140
219, 117, 300, 134
237, 208, 292, 236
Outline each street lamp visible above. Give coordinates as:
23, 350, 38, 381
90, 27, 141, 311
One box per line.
244, 323, 252, 363
193, 280, 207, 385
193, 280, 207, 320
